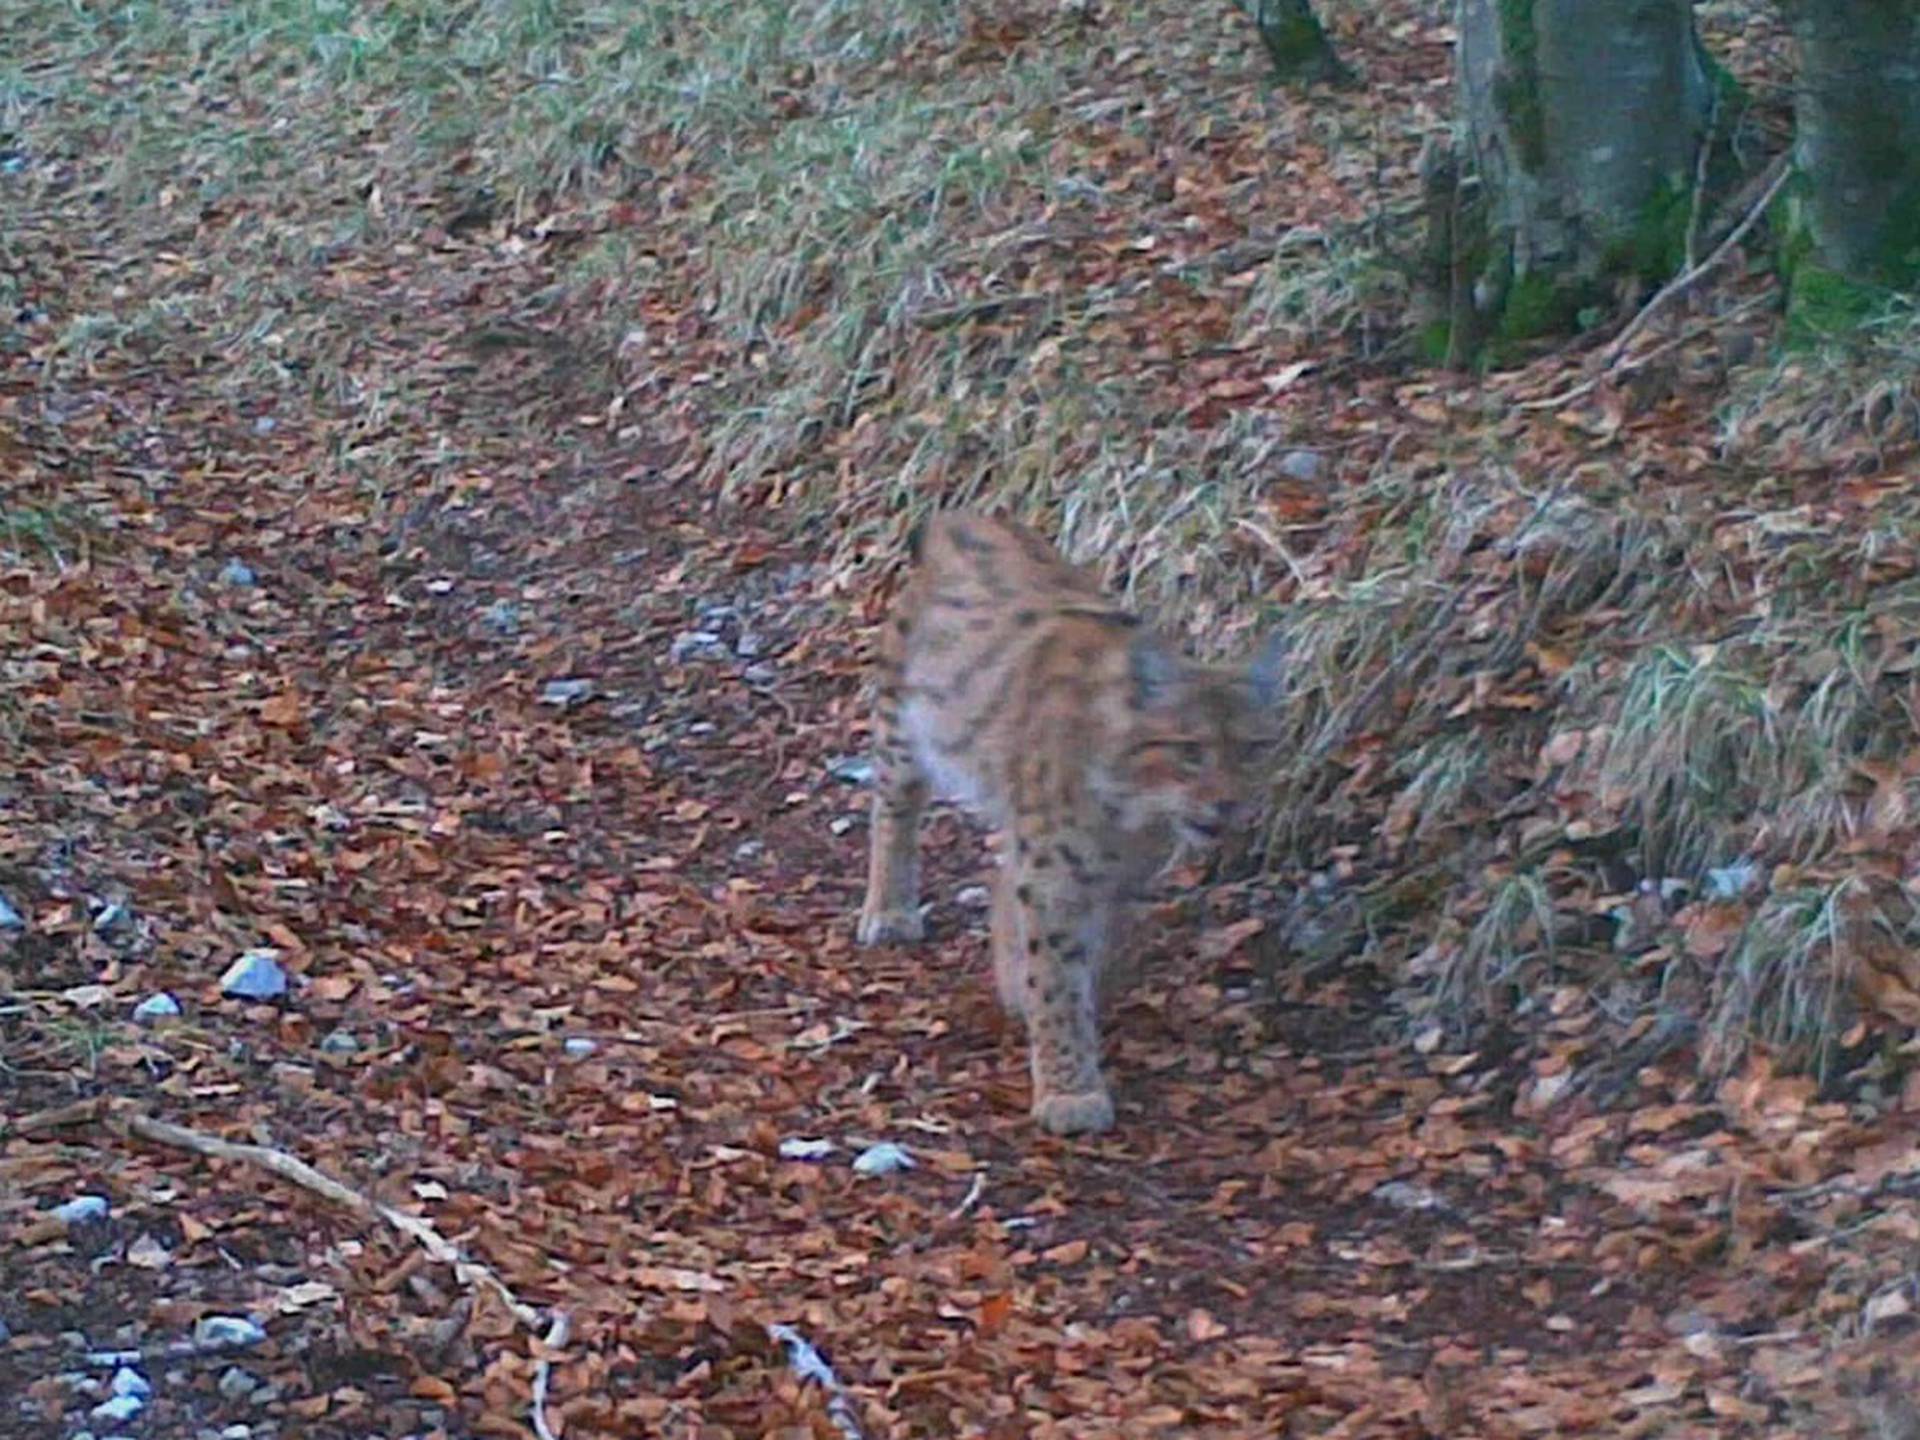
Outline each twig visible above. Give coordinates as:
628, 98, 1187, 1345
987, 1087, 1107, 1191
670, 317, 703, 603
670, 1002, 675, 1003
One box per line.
530, 1311, 571, 1440
1603, 155, 1791, 367
119, 1112, 544, 1332
2, 1095, 111, 1138
911, 293, 1051, 331
1517, 288, 1774, 413
18, 1101, 566, 1435
1684, 87, 1721, 270
947, 1172, 987, 1221
768, 1323, 867, 1440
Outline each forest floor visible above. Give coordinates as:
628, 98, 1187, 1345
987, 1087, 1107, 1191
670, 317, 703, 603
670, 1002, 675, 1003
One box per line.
5, 0, 1920, 1437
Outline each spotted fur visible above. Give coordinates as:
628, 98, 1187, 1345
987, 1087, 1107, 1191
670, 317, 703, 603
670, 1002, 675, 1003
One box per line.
857, 512, 1283, 1135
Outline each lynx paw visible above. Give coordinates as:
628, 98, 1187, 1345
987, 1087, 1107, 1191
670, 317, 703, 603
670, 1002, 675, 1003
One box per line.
1033, 1089, 1115, 1136
856, 906, 925, 946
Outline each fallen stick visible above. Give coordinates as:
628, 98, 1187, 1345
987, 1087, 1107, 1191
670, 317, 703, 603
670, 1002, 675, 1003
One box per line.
768, 1323, 867, 1440
14, 1100, 566, 1436
530, 1311, 571, 1440
1602, 155, 1791, 367
118, 1111, 545, 1333
946, 1172, 987, 1221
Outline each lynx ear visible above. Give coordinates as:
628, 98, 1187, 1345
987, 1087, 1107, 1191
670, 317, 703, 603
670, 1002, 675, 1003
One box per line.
1246, 630, 1289, 709
1128, 632, 1184, 708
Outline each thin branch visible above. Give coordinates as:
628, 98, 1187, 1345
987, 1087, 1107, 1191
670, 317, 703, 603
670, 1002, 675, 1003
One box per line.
1518, 287, 1774, 414
947, 1172, 987, 1221
1603, 155, 1791, 367
15, 1101, 567, 1436
530, 1311, 572, 1440
769, 1323, 868, 1440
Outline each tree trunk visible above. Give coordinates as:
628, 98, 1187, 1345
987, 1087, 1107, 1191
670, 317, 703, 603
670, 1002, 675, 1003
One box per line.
1237, 0, 1353, 87
1424, 0, 1716, 365
1781, 1, 1920, 338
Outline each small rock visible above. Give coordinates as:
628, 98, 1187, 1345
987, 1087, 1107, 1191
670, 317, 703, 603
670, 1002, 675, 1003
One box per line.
53, 1195, 111, 1225
539, 677, 595, 708
133, 992, 181, 1023
219, 558, 257, 587
562, 1037, 598, 1059
734, 629, 766, 659
828, 815, 857, 836
217, 1367, 257, 1400
1279, 449, 1325, 482
91, 1395, 142, 1423
852, 1142, 915, 1177
251, 416, 276, 436
220, 950, 287, 1001
694, 601, 738, 624
742, 662, 779, 687
670, 629, 729, 664
734, 840, 766, 861
0, 892, 22, 928
955, 885, 991, 909
221, 1427, 253, 1440
1371, 1180, 1443, 1212
91, 899, 129, 933
318, 1028, 359, 1055
192, 1315, 267, 1351
1704, 858, 1761, 900
1664, 1308, 1716, 1337
109, 1368, 150, 1400
480, 600, 522, 636
126, 1233, 172, 1270
779, 1137, 837, 1162
1525, 1069, 1576, 1111
826, 755, 874, 786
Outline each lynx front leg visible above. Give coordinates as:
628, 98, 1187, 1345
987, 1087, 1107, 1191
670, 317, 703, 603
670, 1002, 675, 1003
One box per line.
856, 698, 929, 946
1010, 868, 1115, 1135
989, 864, 1030, 1019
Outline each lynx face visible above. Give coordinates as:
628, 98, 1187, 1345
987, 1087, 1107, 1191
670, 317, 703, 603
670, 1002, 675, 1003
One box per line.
856, 512, 1283, 1137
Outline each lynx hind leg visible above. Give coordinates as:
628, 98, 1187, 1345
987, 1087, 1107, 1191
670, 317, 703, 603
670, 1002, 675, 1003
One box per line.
990, 867, 1031, 1019
856, 682, 928, 947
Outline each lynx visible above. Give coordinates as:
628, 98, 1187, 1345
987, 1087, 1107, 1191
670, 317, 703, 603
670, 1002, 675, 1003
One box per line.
856, 513, 1283, 1136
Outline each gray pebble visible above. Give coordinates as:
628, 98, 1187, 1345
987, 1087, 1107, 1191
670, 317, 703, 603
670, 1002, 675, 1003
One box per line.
217, 1367, 257, 1400
539, 677, 595, 708
1278, 449, 1325, 482
133, 992, 181, 1023
220, 950, 287, 1001
670, 629, 730, 664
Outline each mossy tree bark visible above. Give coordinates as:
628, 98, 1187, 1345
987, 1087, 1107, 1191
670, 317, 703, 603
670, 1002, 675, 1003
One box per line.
1233, 0, 1354, 86
1778, 2, 1920, 339
1422, 0, 1716, 366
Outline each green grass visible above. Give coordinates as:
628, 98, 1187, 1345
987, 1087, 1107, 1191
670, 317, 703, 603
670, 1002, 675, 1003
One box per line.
0, 501, 96, 568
